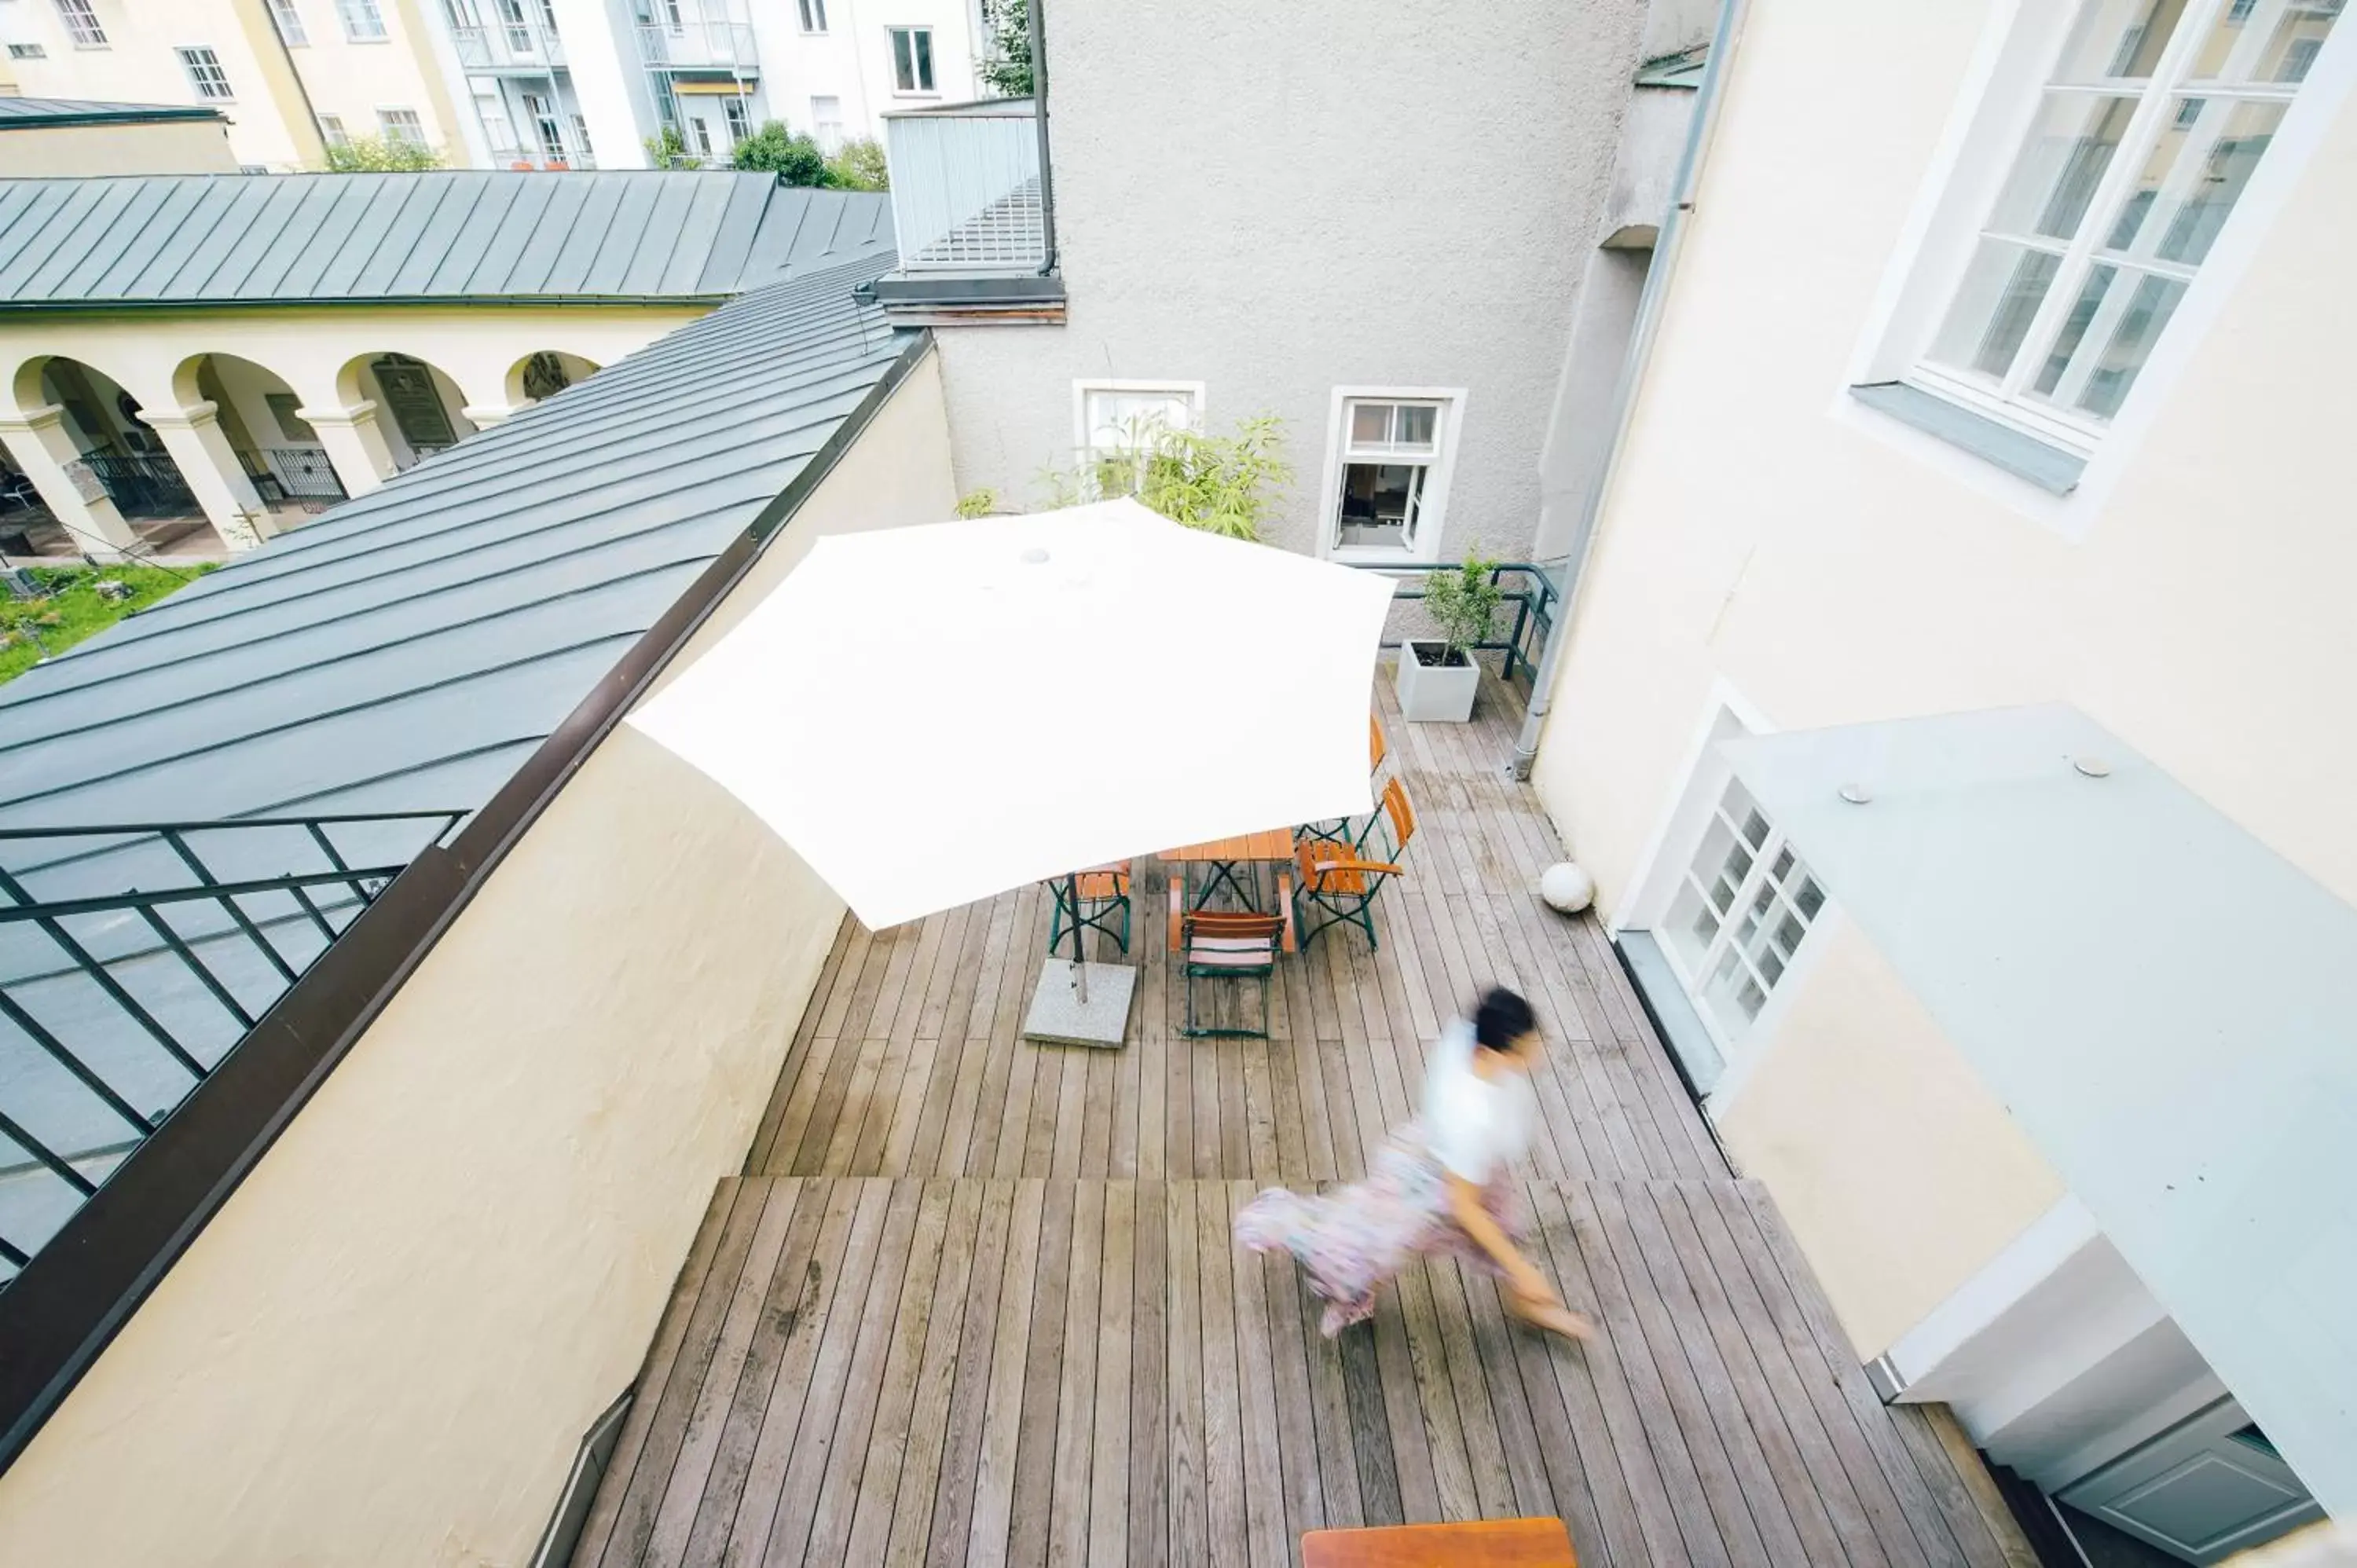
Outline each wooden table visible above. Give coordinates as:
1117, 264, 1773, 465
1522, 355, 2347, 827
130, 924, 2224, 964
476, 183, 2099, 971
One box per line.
1159, 827, 1297, 910
1301, 1517, 1578, 1566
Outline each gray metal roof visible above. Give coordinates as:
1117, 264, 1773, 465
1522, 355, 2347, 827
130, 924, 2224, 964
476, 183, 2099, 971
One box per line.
0, 173, 893, 309
0, 245, 910, 840
0, 98, 225, 128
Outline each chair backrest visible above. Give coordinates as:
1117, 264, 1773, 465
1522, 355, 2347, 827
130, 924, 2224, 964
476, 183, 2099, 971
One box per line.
1369, 713, 1388, 775
1365, 777, 1415, 859
1182, 909, 1283, 954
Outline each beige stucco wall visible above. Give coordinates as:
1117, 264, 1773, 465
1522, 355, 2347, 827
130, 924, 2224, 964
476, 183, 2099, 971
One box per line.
0, 350, 955, 1567
0, 303, 706, 424
0, 117, 240, 174
1716, 922, 2066, 1360
1529, 0, 2357, 1356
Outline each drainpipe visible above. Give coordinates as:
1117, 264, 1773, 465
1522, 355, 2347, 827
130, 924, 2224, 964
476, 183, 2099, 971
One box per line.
1508, 0, 1752, 779
1028, 0, 1056, 274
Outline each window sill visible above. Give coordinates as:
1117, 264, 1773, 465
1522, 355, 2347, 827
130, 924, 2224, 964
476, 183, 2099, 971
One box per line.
1848, 381, 2085, 496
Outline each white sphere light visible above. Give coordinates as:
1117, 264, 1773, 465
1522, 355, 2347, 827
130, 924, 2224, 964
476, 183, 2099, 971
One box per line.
1540, 862, 1594, 914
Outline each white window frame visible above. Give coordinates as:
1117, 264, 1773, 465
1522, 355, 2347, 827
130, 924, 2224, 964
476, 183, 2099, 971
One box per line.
53, 0, 105, 48
6, 42, 47, 59
317, 112, 350, 147
177, 46, 235, 101
1616, 683, 1837, 1109
687, 114, 713, 157
377, 106, 427, 146
337, 0, 388, 41
810, 94, 845, 153
1071, 379, 1205, 460
1846, 0, 2357, 529
888, 24, 935, 93
1314, 385, 1468, 565
522, 89, 564, 159
798, 0, 827, 33
722, 96, 750, 146
266, 0, 309, 46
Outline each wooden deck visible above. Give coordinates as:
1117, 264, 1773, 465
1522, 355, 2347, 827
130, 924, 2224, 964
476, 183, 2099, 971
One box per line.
574, 672, 2038, 1568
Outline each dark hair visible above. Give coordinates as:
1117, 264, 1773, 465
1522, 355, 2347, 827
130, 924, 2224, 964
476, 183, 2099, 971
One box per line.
1473, 987, 1536, 1053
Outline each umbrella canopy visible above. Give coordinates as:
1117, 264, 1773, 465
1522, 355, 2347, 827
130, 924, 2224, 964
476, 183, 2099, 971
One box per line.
628, 497, 1396, 931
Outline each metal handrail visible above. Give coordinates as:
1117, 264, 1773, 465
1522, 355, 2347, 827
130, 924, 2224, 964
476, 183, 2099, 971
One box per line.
0, 811, 463, 1286
1346, 559, 1562, 687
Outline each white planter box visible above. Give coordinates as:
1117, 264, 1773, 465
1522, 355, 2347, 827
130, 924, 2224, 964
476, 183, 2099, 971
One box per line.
1395, 640, 1479, 722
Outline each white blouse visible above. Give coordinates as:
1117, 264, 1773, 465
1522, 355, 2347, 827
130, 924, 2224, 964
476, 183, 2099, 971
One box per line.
1421, 1018, 1534, 1185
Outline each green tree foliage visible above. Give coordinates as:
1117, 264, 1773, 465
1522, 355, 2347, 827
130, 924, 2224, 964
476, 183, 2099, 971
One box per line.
644, 125, 699, 170
826, 137, 889, 191
323, 136, 442, 172
979, 0, 1032, 97
1043, 414, 1290, 541
730, 121, 830, 185
1420, 558, 1504, 665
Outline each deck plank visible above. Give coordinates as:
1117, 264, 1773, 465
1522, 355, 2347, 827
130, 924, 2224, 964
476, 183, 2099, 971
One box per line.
582, 672, 2041, 1568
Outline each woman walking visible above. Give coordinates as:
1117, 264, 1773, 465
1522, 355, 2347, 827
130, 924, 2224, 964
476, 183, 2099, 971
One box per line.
1235, 987, 1593, 1339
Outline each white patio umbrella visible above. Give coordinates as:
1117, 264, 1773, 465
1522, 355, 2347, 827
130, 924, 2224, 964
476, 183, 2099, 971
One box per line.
627, 496, 1395, 1040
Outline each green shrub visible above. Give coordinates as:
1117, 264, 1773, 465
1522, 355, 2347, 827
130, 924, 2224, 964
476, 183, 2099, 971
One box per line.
1041, 413, 1290, 541
731, 122, 830, 186
826, 137, 889, 191
324, 136, 442, 172
644, 125, 700, 170
1420, 558, 1503, 666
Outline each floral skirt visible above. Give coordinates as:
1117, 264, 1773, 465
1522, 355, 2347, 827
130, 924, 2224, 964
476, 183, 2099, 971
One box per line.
1232, 1122, 1525, 1337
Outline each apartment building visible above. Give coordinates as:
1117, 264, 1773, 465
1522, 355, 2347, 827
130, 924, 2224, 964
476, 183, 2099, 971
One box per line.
1526, 0, 2354, 1560
0, 0, 471, 168
0, 0, 984, 171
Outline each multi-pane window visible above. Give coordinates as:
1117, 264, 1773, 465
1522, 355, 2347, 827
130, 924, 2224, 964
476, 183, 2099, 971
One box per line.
798, 0, 827, 31
811, 94, 844, 153
494, 0, 533, 50
178, 46, 234, 100
723, 97, 750, 146
522, 90, 564, 159
1332, 397, 1446, 557
266, 0, 309, 46
317, 112, 349, 145
53, 0, 105, 47
337, 0, 388, 40
1921, 0, 2342, 444
6, 42, 46, 58
378, 107, 426, 146
1662, 779, 1827, 1045
688, 116, 713, 157
889, 26, 934, 92
571, 112, 592, 163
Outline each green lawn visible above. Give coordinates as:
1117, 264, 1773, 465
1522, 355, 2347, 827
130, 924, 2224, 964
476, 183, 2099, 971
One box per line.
0, 563, 217, 686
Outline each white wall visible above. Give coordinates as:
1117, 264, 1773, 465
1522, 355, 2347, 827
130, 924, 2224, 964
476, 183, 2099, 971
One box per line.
746, 0, 980, 149
929, 0, 1653, 564
0, 354, 958, 1567
1526, 0, 2357, 1511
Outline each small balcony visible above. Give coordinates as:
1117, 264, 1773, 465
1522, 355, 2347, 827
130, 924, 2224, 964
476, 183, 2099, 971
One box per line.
872, 98, 1066, 321
449, 22, 566, 71
635, 20, 758, 72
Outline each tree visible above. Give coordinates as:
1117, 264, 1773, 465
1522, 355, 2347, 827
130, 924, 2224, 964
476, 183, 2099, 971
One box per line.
826, 137, 889, 191
1042, 414, 1291, 541
730, 121, 830, 186
324, 136, 442, 172
644, 125, 700, 170
979, 0, 1032, 97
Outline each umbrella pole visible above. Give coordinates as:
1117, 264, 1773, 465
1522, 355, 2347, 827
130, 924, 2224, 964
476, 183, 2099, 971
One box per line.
1069, 875, 1091, 1005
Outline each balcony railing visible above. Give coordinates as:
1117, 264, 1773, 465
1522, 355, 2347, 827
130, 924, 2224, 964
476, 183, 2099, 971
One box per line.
883, 101, 1047, 273
1347, 560, 1562, 689
450, 21, 566, 69
0, 812, 463, 1285
489, 144, 592, 170
636, 20, 757, 71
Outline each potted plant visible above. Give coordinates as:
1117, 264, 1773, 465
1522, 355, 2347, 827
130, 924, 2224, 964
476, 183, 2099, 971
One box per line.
1397, 558, 1501, 722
